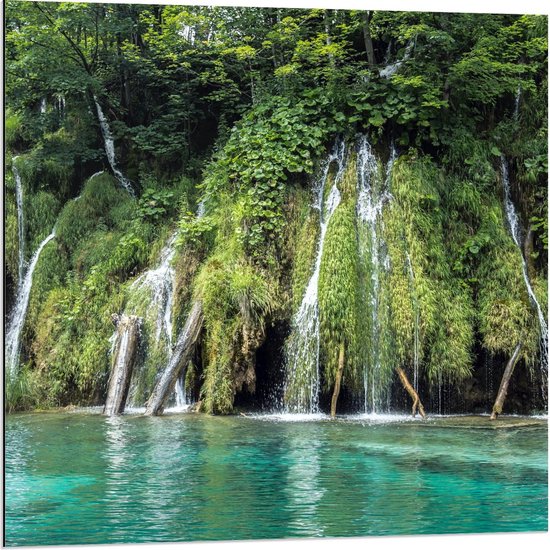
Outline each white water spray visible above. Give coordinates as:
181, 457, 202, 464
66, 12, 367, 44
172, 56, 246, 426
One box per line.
514, 86, 521, 120
356, 138, 397, 412
284, 140, 346, 413
379, 40, 414, 79
5, 231, 56, 375
93, 98, 134, 196
12, 158, 25, 286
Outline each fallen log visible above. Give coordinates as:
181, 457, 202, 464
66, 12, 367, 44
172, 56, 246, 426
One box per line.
490, 342, 522, 420
145, 301, 203, 416
330, 342, 345, 418
396, 367, 426, 418
104, 315, 141, 416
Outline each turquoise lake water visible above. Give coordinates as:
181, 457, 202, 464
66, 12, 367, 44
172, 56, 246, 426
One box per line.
4, 411, 548, 546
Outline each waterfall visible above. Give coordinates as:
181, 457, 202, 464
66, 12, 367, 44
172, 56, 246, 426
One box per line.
132, 232, 178, 344
284, 140, 346, 413
127, 201, 205, 407
379, 40, 414, 79
501, 156, 548, 405
93, 97, 134, 196
56, 95, 66, 115
514, 85, 521, 120
5, 231, 56, 376
356, 138, 396, 412
40, 98, 46, 114
179, 24, 196, 44
89, 170, 105, 181
12, 158, 25, 287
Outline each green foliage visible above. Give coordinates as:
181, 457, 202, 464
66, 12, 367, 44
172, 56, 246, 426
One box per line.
4, 367, 42, 413
4, 4, 547, 413
203, 91, 340, 261
476, 200, 539, 361
195, 242, 275, 413
288, 190, 320, 314
384, 155, 475, 383
25, 191, 61, 255
4, 173, 19, 284
5, 109, 22, 149
137, 188, 175, 223
177, 211, 215, 249
318, 198, 361, 391
56, 173, 134, 257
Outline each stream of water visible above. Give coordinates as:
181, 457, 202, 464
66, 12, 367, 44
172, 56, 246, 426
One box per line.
94, 98, 134, 196
5, 231, 56, 376
12, 158, 25, 287
284, 140, 346, 413
356, 138, 397, 412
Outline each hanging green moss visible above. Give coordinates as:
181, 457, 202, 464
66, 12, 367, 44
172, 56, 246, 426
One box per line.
318, 198, 361, 392
477, 199, 540, 362
194, 230, 276, 414
383, 155, 475, 385
288, 189, 320, 314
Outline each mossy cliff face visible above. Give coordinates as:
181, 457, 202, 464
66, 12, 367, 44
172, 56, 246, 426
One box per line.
4, 6, 547, 415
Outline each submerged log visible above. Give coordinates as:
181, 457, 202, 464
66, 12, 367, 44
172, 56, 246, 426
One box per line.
396, 367, 426, 419
104, 315, 141, 416
330, 342, 345, 418
490, 342, 522, 420
145, 301, 203, 416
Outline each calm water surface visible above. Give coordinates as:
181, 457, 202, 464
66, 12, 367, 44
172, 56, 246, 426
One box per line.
4, 412, 548, 546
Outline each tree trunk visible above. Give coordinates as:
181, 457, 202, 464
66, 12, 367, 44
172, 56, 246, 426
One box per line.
104, 315, 141, 416
145, 301, 203, 416
330, 342, 345, 418
491, 342, 522, 420
362, 11, 376, 67
397, 367, 426, 418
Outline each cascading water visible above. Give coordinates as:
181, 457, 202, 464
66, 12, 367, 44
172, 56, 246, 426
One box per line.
501, 156, 548, 406
514, 85, 521, 120
284, 140, 346, 413
379, 40, 414, 79
126, 201, 206, 408
12, 158, 25, 287
132, 232, 178, 345
356, 137, 397, 412
93, 97, 134, 196
5, 231, 56, 376
123, 230, 178, 407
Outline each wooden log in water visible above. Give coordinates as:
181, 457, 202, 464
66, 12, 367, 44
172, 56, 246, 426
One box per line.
490, 342, 522, 421
104, 315, 141, 416
330, 342, 345, 418
396, 367, 426, 419
145, 301, 203, 416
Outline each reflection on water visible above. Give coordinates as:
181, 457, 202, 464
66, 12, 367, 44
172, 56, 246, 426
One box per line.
4, 413, 548, 546
285, 424, 325, 537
